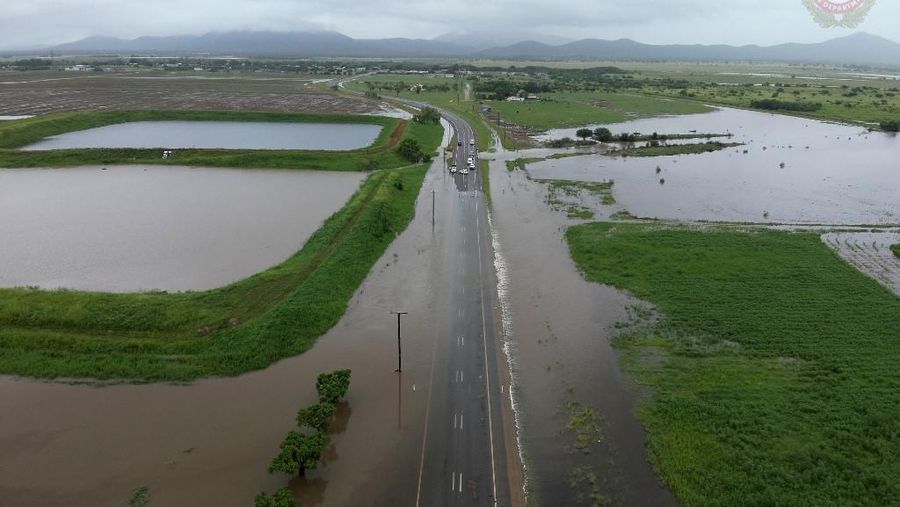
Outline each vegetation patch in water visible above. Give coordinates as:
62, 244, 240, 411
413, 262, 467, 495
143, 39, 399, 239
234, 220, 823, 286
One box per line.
612, 141, 742, 157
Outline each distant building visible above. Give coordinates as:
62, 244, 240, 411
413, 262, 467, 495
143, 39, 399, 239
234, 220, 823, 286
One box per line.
506, 96, 525, 102
64, 65, 92, 72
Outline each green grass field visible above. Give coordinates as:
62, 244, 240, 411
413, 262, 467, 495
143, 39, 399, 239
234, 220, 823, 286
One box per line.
0, 110, 443, 170
567, 223, 900, 506
0, 163, 431, 381
486, 91, 711, 130
646, 80, 900, 127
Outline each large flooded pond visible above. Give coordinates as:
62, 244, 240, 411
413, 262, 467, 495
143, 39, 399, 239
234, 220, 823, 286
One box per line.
23, 121, 382, 151
527, 107, 900, 224
0, 165, 365, 292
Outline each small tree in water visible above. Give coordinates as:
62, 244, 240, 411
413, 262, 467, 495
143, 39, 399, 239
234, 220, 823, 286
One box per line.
269, 431, 329, 476
593, 127, 612, 142
297, 402, 336, 432
316, 369, 352, 404
576, 128, 593, 141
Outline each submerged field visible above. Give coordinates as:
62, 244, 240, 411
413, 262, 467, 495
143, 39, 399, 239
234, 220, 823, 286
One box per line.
567, 223, 900, 506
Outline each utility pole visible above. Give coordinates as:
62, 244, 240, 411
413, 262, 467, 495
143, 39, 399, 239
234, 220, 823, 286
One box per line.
432, 189, 435, 226
390, 311, 408, 372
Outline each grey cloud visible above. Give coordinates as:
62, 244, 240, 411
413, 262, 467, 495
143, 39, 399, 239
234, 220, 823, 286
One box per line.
0, 0, 896, 50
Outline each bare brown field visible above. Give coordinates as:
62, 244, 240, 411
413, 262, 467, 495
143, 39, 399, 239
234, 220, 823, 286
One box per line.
0, 71, 377, 115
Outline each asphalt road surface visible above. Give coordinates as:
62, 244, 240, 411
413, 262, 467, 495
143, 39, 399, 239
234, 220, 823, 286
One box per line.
400, 102, 511, 507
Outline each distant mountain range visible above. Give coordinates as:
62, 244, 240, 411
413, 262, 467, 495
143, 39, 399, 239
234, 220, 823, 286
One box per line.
53, 31, 470, 58
50, 31, 900, 67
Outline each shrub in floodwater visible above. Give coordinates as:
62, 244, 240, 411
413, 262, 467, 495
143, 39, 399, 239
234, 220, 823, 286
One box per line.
255, 487, 295, 507
880, 120, 900, 132
316, 369, 352, 404
128, 486, 150, 507
269, 431, 329, 476
297, 402, 336, 432
891, 244, 900, 259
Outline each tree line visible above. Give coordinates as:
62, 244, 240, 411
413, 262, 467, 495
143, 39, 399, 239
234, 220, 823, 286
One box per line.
254, 369, 353, 507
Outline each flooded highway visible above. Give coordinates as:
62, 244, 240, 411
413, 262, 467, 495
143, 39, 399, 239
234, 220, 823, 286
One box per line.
486, 159, 674, 506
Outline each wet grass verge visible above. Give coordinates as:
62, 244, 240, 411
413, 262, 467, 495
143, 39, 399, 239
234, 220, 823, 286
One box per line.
0, 110, 442, 171
567, 223, 900, 506
892, 244, 900, 259
0, 164, 431, 381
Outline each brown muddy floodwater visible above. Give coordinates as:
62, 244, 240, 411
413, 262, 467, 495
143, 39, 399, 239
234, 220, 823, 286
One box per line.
532, 107, 900, 224
488, 161, 674, 506
0, 165, 364, 292
0, 154, 490, 506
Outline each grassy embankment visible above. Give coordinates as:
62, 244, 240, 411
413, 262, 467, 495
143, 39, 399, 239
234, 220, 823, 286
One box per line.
567, 223, 900, 506
0, 114, 443, 381
485, 91, 711, 131
0, 110, 433, 170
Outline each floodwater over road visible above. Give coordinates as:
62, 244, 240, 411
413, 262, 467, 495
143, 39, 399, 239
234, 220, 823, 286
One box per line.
488, 162, 674, 506
530, 107, 900, 224
22, 121, 382, 150
0, 165, 364, 292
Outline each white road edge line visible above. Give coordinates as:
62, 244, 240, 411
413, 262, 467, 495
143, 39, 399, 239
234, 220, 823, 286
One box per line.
476, 187, 500, 506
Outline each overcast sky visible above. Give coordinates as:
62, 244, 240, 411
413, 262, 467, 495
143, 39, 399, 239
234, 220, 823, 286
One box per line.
1, 0, 898, 50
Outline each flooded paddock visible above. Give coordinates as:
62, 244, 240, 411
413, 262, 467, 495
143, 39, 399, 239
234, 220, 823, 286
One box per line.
22, 121, 382, 151
0, 165, 365, 292
823, 231, 900, 296
529, 107, 900, 224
